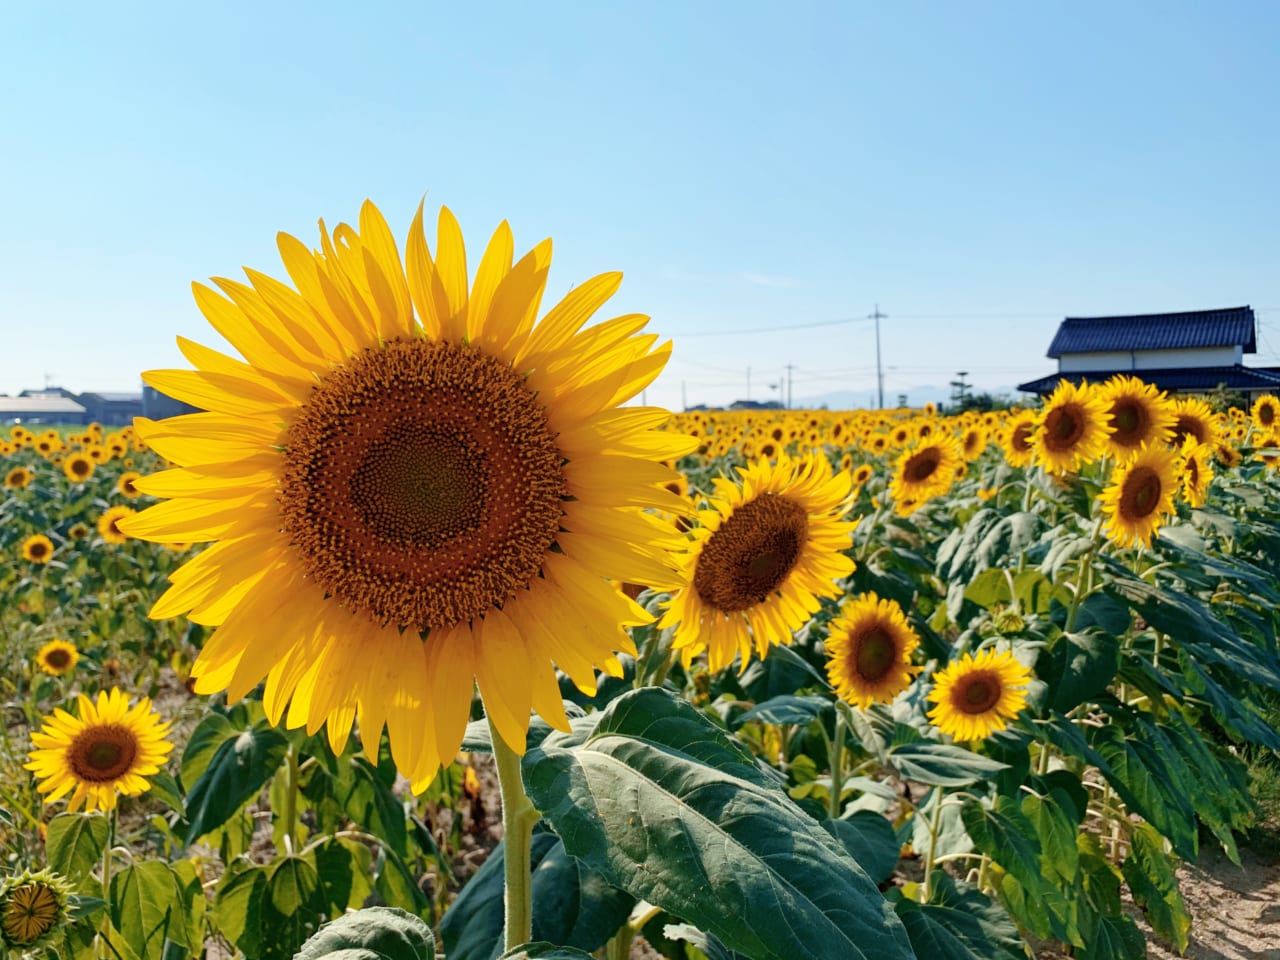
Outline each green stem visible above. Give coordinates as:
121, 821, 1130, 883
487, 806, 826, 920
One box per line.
828, 711, 846, 821
488, 711, 540, 951
283, 742, 299, 854
1064, 518, 1105, 632
99, 808, 118, 960
920, 790, 947, 903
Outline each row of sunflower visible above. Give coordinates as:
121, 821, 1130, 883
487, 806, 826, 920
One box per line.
3, 202, 1280, 960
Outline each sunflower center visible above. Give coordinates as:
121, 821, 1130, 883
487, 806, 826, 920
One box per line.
1110, 399, 1148, 446
692, 493, 809, 612
69, 459, 90, 479
1011, 423, 1034, 453
903, 448, 941, 483
44, 649, 71, 669
1121, 466, 1162, 519
28, 541, 49, 560
3, 884, 60, 945
1042, 405, 1085, 451
279, 339, 567, 630
1261, 404, 1276, 427
854, 627, 897, 682
953, 670, 1002, 714
69, 725, 139, 782
1173, 415, 1206, 445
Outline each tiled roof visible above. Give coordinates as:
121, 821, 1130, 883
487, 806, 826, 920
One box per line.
1017, 365, 1280, 395
1046, 306, 1256, 357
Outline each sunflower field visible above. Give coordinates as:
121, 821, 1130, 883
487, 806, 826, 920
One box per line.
3, 204, 1280, 960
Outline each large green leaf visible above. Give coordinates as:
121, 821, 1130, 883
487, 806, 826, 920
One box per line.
663, 924, 749, 960
1122, 822, 1190, 953
314, 837, 376, 914
890, 872, 1024, 960
823, 812, 900, 884
1041, 630, 1120, 713
295, 907, 435, 960
1076, 914, 1144, 960
109, 861, 196, 960
182, 704, 290, 843
523, 688, 913, 960
732, 694, 833, 728
342, 756, 409, 858
497, 946, 594, 960
46, 812, 109, 882
888, 742, 1009, 787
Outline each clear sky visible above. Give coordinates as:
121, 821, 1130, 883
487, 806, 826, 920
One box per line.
2, 1, 1278, 412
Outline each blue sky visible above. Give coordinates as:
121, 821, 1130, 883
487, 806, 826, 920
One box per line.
2, 1, 1278, 411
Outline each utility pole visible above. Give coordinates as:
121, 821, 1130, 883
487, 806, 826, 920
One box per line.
681, 380, 687, 411
784, 363, 794, 409
869, 304, 887, 409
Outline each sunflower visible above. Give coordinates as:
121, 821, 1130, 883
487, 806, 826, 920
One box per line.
1099, 375, 1175, 461
927, 648, 1031, 741
98, 506, 136, 544
1170, 396, 1221, 448
62, 453, 94, 483
0, 870, 73, 951
889, 437, 961, 515
1000, 409, 1038, 468
824, 593, 919, 709
25, 688, 174, 812
67, 522, 90, 541
1179, 437, 1214, 508
851, 463, 873, 486
117, 471, 143, 498
959, 424, 989, 461
21, 534, 54, 564
5, 465, 33, 489
118, 200, 691, 789
659, 453, 857, 673
1032, 380, 1111, 473
1251, 394, 1280, 433
1098, 442, 1181, 549
35, 640, 79, 677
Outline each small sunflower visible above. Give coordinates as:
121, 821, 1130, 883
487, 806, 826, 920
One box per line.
1000, 409, 1038, 469
851, 463, 873, 486
824, 593, 919, 709
98, 506, 136, 544
1179, 437, 1214, 508
1098, 442, 1181, 549
25, 688, 174, 812
62, 453, 95, 483
4, 465, 33, 490
35, 640, 79, 677
117, 471, 144, 498
67, 522, 91, 541
1170, 396, 1221, 448
889, 437, 961, 515
0, 869, 74, 952
1099, 375, 1175, 461
959, 424, 989, 462
659, 453, 857, 673
1251, 394, 1280, 433
21, 534, 54, 564
1032, 381, 1111, 473
927, 648, 1031, 741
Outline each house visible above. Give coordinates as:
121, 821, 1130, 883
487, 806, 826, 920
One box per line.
1017, 306, 1280, 399
0, 393, 87, 424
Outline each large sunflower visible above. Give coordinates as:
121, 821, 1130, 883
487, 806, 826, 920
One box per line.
1099, 375, 1175, 461
1032, 380, 1111, 473
35, 640, 79, 677
1098, 441, 1181, 549
25, 688, 174, 812
889, 437, 961, 514
119, 201, 691, 788
824, 592, 919, 709
1252, 394, 1280, 433
927, 648, 1031, 741
659, 453, 856, 673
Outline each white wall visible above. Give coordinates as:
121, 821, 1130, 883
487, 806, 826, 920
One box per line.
1059, 345, 1241, 372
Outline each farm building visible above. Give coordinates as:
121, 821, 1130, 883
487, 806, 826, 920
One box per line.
1017, 305, 1280, 399
0, 393, 87, 424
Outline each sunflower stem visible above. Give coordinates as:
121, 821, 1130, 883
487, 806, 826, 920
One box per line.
828, 711, 846, 820
98, 807, 118, 959
920, 788, 947, 904
487, 711, 539, 950
1064, 518, 1105, 633
282, 742, 299, 854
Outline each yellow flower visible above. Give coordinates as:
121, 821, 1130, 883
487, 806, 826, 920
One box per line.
660, 453, 856, 673
117, 471, 144, 498
62, 452, 95, 483
958, 424, 989, 462
98, 506, 136, 544
35, 640, 79, 677
927, 648, 1031, 741
1032, 381, 1111, 473
21, 534, 54, 564
851, 463, 873, 487
1099, 375, 1175, 461
67, 522, 90, 540
25, 688, 174, 812
0, 870, 73, 951
1179, 437, 1214, 509
4, 465, 33, 490
824, 593, 919, 709
119, 200, 691, 789
890, 437, 961, 515
1000, 409, 1038, 468
1251, 394, 1280, 433
1170, 396, 1221, 448
1098, 442, 1181, 549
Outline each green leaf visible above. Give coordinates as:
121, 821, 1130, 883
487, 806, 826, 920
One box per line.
268, 853, 321, 917
212, 864, 269, 958
1121, 822, 1191, 953
182, 706, 290, 843
109, 861, 194, 960
315, 837, 376, 914
1020, 793, 1078, 884
891, 872, 1025, 960
497, 945, 594, 960
823, 812, 900, 883
1072, 590, 1131, 634
296, 907, 435, 960
663, 924, 749, 960
342, 757, 409, 859
733, 694, 833, 728
1041, 630, 1120, 713
523, 688, 914, 960
888, 742, 1009, 787
1077, 913, 1145, 960
46, 812, 109, 882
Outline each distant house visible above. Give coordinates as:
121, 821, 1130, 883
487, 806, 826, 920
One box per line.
0, 393, 87, 425
77, 391, 144, 426
1017, 306, 1280, 399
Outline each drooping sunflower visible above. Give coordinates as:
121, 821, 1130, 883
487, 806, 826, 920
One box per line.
927, 647, 1031, 741
25, 688, 174, 812
1099, 375, 1175, 461
1170, 396, 1221, 448
889, 437, 961, 514
117, 471, 143, 498
21, 534, 54, 564
1179, 437, 1214, 508
98, 506, 136, 544
118, 201, 691, 789
659, 453, 857, 673
62, 453, 94, 483
35, 640, 79, 677
5, 465, 33, 489
1098, 441, 1181, 549
824, 592, 919, 709
0, 870, 73, 952
1251, 394, 1280, 433
1032, 380, 1111, 473
1000, 409, 1038, 468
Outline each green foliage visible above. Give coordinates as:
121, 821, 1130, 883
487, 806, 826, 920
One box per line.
295, 906, 435, 960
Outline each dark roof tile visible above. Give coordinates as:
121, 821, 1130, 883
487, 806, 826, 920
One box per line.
1047, 306, 1255, 357
1017, 364, 1280, 395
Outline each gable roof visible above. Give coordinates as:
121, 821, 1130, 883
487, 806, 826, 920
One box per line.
1047, 306, 1256, 357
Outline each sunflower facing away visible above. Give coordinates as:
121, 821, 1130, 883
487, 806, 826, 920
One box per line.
25, 688, 174, 812
927, 648, 1031, 741
1099, 375, 1175, 461
119, 201, 692, 789
21, 534, 54, 564
0, 870, 73, 952
1098, 441, 1181, 549
1032, 380, 1111, 473
35, 639, 79, 677
659, 453, 857, 673
825, 592, 919, 709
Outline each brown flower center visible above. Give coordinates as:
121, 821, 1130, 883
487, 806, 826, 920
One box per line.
853, 626, 897, 682
1042, 404, 1085, 452
903, 447, 942, 483
69, 458, 91, 479
44, 649, 71, 670
1172, 415, 1207, 445
693, 494, 809, 612
27, 540, 49, 561
1109, 398, 1150, 447
953, 670, 1002, 714
1260, 403, 1276, 427
69, 725, 139, 782
1120, 465, 1162, 519
279, 339, 567, 630
1011, 422, 1034, 454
